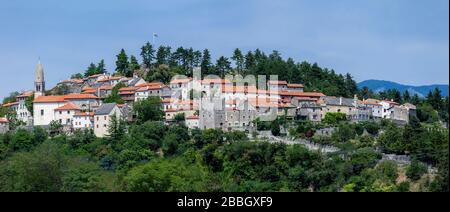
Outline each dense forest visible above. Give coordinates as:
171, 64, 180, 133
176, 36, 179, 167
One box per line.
0, 42, 448, 192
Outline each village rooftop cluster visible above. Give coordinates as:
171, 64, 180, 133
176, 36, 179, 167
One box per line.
0, 62, 417, 136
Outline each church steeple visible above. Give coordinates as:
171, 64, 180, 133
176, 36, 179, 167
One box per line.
35, 59, 45, 97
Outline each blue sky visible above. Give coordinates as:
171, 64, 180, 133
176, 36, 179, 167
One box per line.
0, 0, 448, 99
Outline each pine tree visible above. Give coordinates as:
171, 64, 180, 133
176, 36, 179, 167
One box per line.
96, 59, 105, 74
201, 49, 212, 75
84, 63, 98, 77
140, 42, 155, 68
244, 51, 255, 72
403, 90, 411, 103
216, 56, 231, 77
231, 48, 244, 74
156, 46, 171, 66
129, 55, 140, 72
115, 49, 130, 77
344, 73, 358, 98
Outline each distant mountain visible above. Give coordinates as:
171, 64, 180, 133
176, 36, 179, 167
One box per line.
358, 80, 449, 98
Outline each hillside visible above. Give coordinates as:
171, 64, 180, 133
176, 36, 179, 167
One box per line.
358, 80, 449, 97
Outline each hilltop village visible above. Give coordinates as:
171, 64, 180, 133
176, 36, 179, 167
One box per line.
0, 61, 417, 136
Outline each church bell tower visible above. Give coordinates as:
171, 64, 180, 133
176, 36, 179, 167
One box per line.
35, 60, 45, 97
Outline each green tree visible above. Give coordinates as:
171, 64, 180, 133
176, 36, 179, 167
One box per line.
115, 49, 131, 77
174, 113, 185, 123
108, 113, 127, 142
97, 59, 106, 74
49, 120, 63, 136
122, 158, 208, 192
406, 160, 427, 181
216, 56, 231, 77
231, 48, 244, 74
141, 42, 155, 68
201, 49, 212, 75
71, 73, 84, 79
129, 55, 140, 72
403, 90, 411, 103
84, 63, 98, 77
133, 96, 164, 124
156, 46, 171, 66
104, 83, 126, 104
10, 129, 32, 151
323, 112, 347, 125
146, 64, 173, 84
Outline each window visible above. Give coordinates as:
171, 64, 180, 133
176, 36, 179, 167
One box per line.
104, 124, 107, 128
96, 125, 99, 128
67, 111, 70, 114
59, 111, 62, 115
67, 119, 70, 123
41, 110, 44, 116
104, 116, 107, 120
96, 117, 99, 121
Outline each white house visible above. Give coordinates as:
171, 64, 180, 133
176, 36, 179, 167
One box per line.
362, 99, 383, 119
53, 102, 81, 126
63, 93, 99, 111
379, 100, 400, 119
185, 116, 199, 129
73, 112, 94, 130
93, 103, 123, 138
16, 91, 33, 125
170, 77, 193, 101
33, 96, 67, 126
134, 82, 168, 102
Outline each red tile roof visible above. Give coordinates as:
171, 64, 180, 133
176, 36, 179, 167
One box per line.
137, 82, 165, 87
288, 83, 305, 88
136, 85, 163, 92
97, 76, 122, 82
99, 85, 113, 90
64, 94, 98, 99
55, 102, 81, 111
17, 91, 33, 98
119, 87, 138, 92
33, 96, 66, 103
118, 91, 135, 95
186, 116, 199, 119
2, 102, 19, 107
170, 78, 192, 84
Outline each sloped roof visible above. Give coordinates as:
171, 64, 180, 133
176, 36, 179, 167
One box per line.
2, 102, 19, 107
322, 96, 354, 107
64, 94, 98, 99
94, 103, 118, 115
33, 96, 66, 103
55, 102, 81, 111
287, 84, 305, 88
